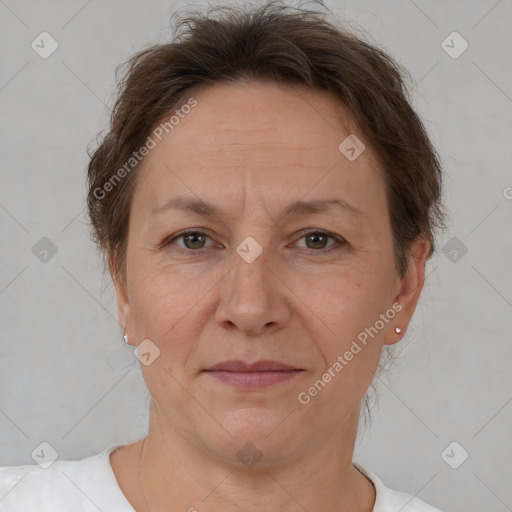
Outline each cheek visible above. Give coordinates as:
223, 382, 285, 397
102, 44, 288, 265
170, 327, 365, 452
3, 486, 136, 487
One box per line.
297, 269, 389, 408
128, 265, 216, 351
300, 262, 391, 367
299, 259, 388, 324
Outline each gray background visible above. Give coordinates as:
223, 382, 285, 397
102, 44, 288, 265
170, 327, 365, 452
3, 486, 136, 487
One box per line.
1, 1, 511, 511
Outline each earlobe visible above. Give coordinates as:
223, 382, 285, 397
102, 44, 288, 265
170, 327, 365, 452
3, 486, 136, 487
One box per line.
384, 237, 431, 346
119, 295, 132, 325
108, 249, 133, 342
116, 286, 134, 345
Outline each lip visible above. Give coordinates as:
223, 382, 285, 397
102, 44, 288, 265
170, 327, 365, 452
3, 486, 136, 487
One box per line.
203, 360, 303, 389
204, 360, 299, 372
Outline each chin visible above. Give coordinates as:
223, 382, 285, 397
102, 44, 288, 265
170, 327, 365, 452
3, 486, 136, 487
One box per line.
194, 407, 312, 468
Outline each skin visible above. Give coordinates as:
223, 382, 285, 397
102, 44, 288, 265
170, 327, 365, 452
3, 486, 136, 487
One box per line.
109, 80, 430, 512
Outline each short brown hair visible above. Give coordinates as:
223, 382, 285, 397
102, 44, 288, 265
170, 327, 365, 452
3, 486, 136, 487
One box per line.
87, 0, 448, 285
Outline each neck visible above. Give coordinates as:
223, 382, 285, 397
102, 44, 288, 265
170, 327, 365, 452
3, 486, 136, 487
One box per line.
136, 400, 375, 512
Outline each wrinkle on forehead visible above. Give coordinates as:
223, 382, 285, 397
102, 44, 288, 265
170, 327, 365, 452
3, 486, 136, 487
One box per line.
131, 80, 388, 237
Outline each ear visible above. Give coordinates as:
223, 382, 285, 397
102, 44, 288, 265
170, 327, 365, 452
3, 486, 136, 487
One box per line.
384, 236, 431, 346
108, 249, 134, 346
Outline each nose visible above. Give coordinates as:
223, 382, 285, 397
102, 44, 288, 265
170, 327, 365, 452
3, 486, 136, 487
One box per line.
214, 242, 291, 336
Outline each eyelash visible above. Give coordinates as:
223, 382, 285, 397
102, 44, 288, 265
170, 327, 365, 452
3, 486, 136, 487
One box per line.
162, 229, 346, 254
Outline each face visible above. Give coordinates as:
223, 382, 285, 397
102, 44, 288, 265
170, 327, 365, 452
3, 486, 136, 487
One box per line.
114, 80, 428, 466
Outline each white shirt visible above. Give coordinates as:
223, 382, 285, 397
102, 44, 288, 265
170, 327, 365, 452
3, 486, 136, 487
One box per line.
0, 443, 444, 511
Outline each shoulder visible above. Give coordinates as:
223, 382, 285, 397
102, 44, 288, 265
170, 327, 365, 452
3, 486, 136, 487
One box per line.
353, 463, 445, 512
0, 459, 91, 511
0, 444, 133, 512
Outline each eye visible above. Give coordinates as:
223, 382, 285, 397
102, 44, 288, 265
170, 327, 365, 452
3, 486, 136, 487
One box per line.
293, 229, 345, 252
164, 230, 214, 251
162, 229, 346, 253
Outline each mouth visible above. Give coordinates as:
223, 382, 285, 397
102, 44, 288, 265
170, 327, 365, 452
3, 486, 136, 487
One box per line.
203, 360, 303, 389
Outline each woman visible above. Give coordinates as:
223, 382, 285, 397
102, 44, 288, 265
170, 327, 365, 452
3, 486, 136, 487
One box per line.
0, 1, 448, 510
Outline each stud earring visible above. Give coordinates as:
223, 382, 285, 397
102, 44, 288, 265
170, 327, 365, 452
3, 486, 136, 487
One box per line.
395, 327, 402, 334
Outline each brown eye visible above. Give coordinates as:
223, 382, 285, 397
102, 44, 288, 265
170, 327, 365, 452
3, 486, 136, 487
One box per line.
164, 229, 345, 254
305, 232, 330, 249
165, 231, 212, 251
182, 232, 207, 249
295, 230, 343, 252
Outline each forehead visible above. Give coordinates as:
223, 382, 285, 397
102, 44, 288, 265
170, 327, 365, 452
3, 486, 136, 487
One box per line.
166, 80, 358, 159
131, 80, 387, 223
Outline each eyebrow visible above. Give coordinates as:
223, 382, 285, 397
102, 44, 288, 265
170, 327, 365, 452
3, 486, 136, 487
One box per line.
150, 195, 363, 221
